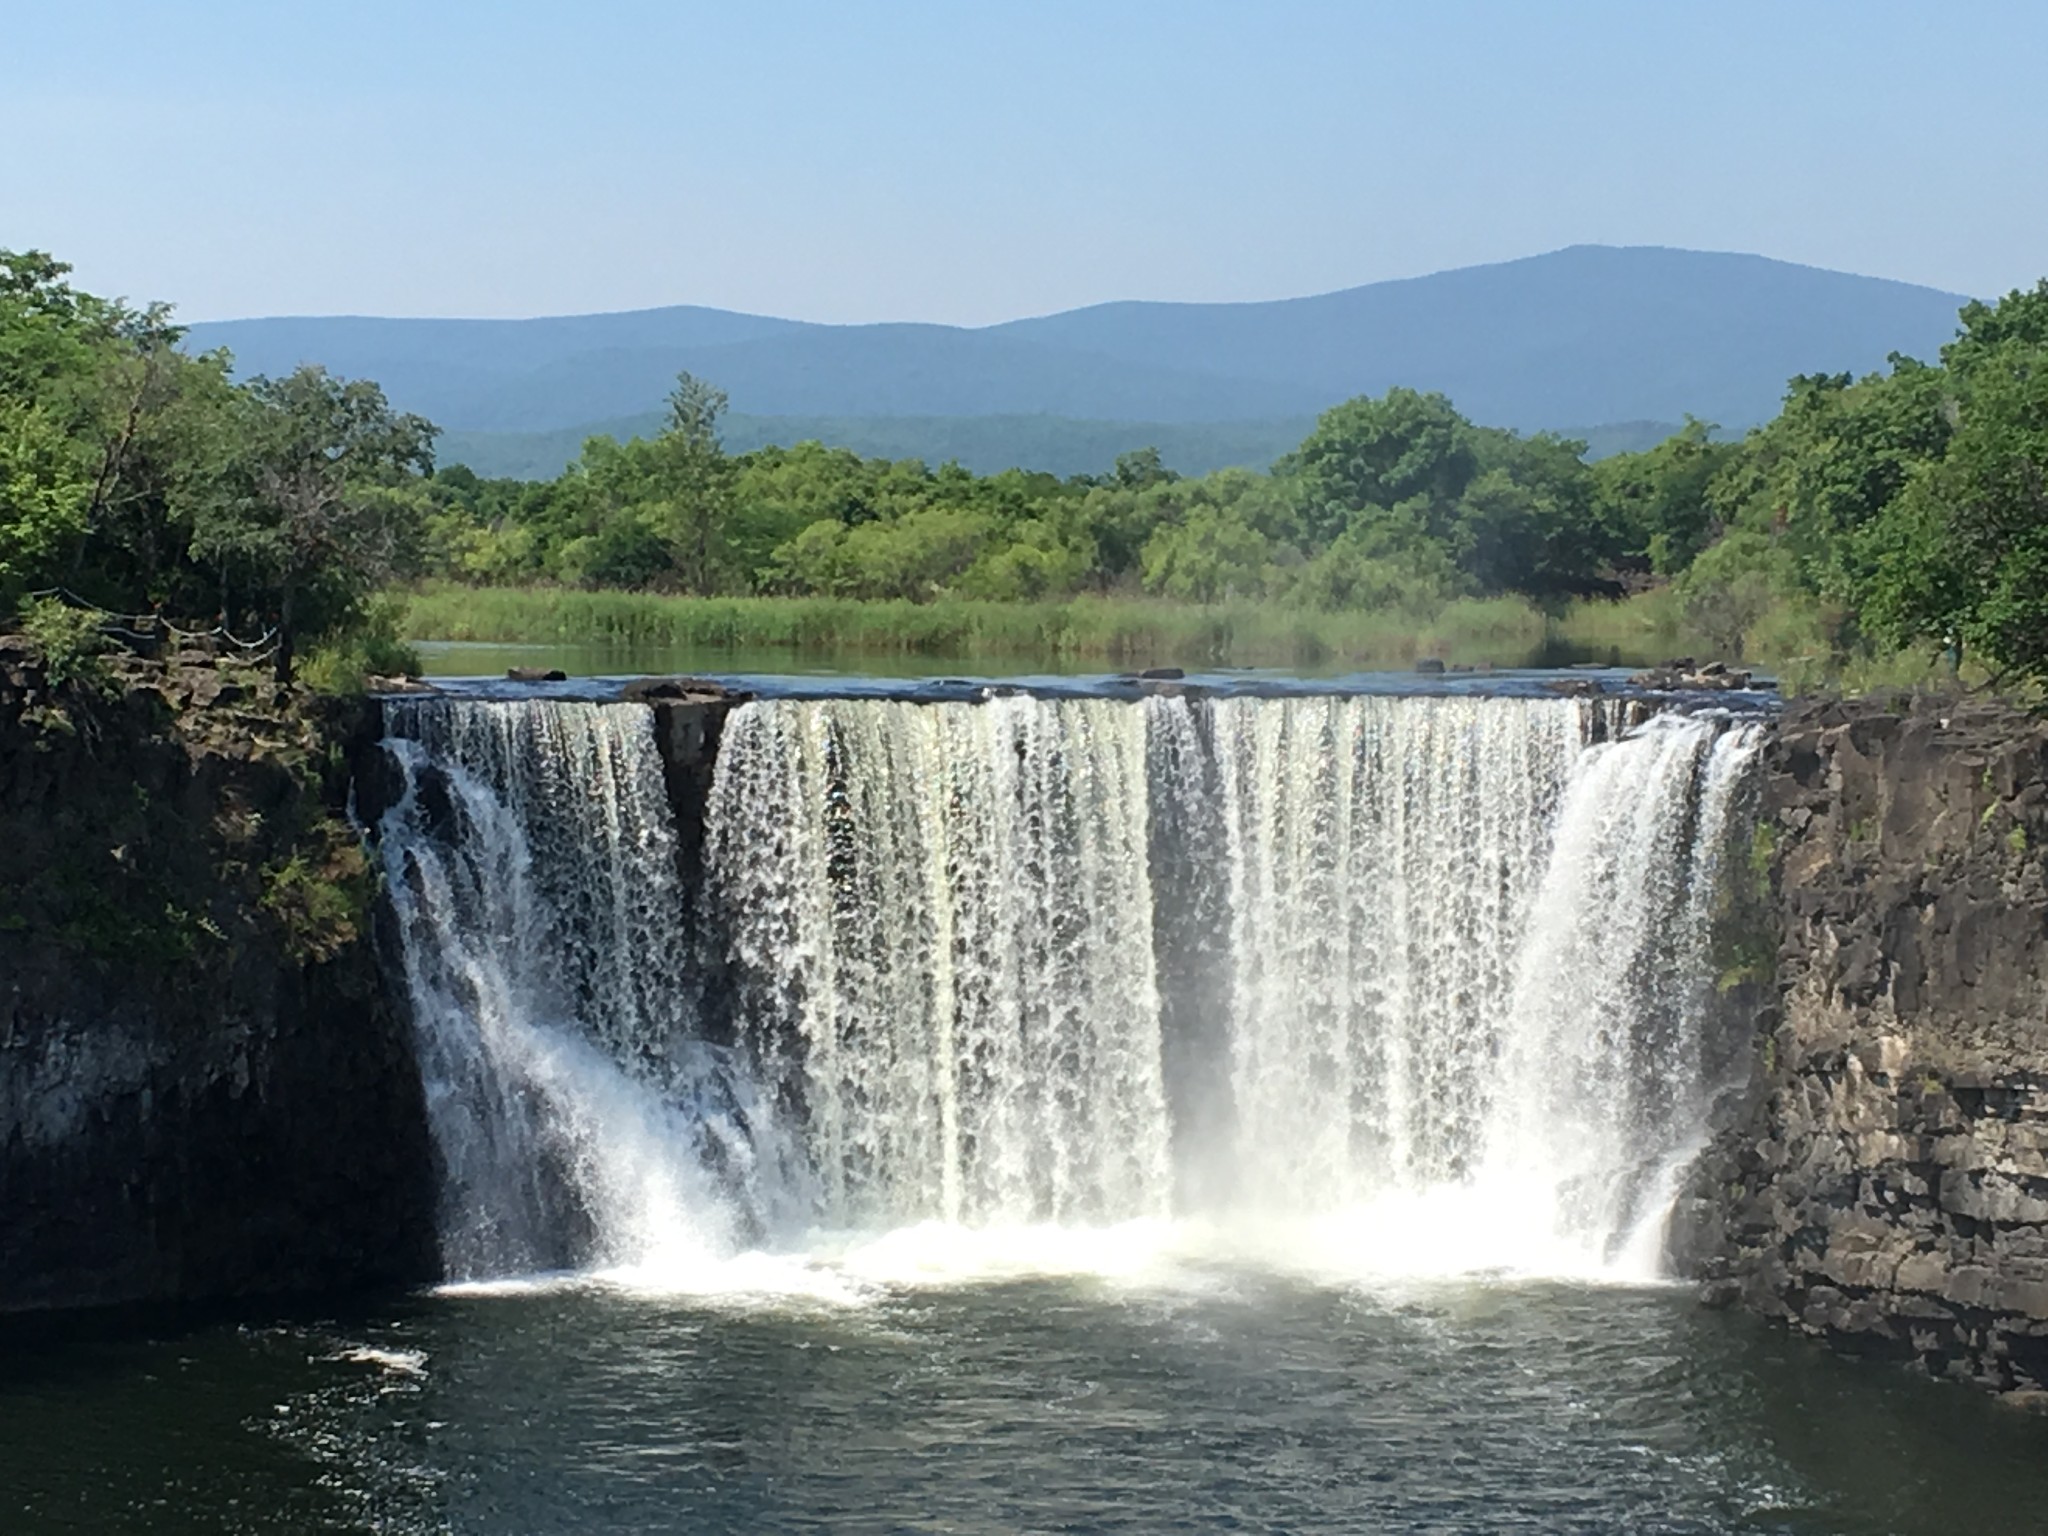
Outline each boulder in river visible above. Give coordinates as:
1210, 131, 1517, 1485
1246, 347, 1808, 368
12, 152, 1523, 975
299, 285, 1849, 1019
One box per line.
1626, 662, 1767, 691
621, 676, 749, 706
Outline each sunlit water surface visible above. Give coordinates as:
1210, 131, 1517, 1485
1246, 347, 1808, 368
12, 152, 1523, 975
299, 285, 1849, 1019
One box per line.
7, 1240, 2048, 1536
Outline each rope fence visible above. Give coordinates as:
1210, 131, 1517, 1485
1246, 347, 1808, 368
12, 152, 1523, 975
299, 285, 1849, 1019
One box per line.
24, 587, 280, 660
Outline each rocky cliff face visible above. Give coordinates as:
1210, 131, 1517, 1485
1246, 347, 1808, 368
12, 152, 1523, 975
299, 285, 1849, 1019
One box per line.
1673, 695, 2048, 1398
0, 642, 436, 1311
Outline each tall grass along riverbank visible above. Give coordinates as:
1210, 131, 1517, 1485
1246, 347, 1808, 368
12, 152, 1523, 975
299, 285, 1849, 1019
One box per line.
400, 584, 1553, 671
400, 582, 1961, 689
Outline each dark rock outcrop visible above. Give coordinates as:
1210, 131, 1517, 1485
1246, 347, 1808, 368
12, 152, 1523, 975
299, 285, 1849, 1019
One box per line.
644, 690, 746, 1044
1629, 659, 1769, 691
1673, 694, 2048, 1398
0, 644, 436, 1312
621, 675, 747, 705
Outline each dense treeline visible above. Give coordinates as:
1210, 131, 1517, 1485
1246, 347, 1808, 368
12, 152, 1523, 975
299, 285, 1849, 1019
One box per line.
0, 251, 430, 681
410, 281, 2048, 688
415, 383, 1628, 610
6, 243, 2048, 690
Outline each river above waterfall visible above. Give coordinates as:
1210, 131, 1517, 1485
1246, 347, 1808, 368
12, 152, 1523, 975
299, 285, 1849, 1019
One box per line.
408, 637, 1648, 685
405, 651, 1776, 708
10, 1262, 2048, 1536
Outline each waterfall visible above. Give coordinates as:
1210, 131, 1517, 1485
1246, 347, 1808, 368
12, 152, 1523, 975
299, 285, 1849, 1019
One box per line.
1200, 697, 1760, 1268
374, 699, 751, 1280
704, 697, 1172, 1230
1207, 695, 1590, 1206
1489, 714, 1765, 1263
369, 687, 1763, 1285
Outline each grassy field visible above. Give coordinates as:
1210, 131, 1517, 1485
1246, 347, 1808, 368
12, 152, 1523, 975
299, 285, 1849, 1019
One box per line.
1549, 587, 1961, 694
398, 583, 1557, 671
398, 581, 1959, 690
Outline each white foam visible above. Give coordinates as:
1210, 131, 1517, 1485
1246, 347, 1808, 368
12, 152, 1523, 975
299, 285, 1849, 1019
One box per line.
447, 1201, 1687, 1315
330, 1346, 430, 1377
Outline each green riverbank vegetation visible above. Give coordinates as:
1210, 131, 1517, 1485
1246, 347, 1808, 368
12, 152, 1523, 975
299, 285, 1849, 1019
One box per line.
7, 244, 2048, 694
0, 250, 428, 686
399, 584, 1555, 671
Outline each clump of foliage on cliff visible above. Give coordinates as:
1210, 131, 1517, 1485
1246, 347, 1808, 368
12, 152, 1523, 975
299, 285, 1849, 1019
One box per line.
0, 250, 431, 683
0, 617, 385, 974
260, 836, 375, 965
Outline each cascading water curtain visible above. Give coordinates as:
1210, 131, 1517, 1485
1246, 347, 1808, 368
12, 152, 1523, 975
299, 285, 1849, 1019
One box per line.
1489, 713, 1764, 1259
1207, 696, 1761, 1262
375, 699, 749, 1280
1208, 695, 1589, 1206
375, 691, 1761, 1281
704, 696, 1174, 1230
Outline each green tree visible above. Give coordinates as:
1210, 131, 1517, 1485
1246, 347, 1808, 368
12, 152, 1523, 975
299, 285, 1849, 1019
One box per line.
1140, 502, 1270, 603
0, 248, 248, 615
1285, 388, 1478, 547
1857, 337, 2048, 685
1944, 279, 2048, 372
0, 251, 112, 600
651, 370, 737, 593
1591, 417, 1733, 575
1112, 445, 1178, 491
1702, 365, 1952, 599
192, 366, 435, 681
770, 506, 995, 599
0, 400, 91, 597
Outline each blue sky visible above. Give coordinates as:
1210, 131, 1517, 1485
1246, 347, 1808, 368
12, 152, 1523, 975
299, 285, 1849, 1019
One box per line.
5, 1, 2043, 323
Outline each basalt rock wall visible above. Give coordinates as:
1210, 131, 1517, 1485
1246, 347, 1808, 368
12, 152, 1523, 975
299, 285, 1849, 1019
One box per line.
0, 644, 436, 1312
1673, 695, 2048, 1398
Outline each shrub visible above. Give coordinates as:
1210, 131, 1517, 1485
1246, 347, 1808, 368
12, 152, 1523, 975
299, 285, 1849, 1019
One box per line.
18, 595, 112, 689
298, 597, 421, 694
260, 840, 372, 963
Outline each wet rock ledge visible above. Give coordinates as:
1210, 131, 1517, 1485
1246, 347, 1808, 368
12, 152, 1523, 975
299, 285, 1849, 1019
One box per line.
1672, 694, 2048, 1399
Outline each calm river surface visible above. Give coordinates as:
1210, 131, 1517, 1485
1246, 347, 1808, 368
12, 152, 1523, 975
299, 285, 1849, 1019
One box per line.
408, 635, 1636, 683
7, 1265, 2045, 1535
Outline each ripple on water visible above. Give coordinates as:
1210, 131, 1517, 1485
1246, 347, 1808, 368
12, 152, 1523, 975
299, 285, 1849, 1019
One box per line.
6, 1265, 2048, 1535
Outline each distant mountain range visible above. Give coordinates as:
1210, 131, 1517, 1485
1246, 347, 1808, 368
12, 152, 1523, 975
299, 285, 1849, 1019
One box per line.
184, 246, 1971, 479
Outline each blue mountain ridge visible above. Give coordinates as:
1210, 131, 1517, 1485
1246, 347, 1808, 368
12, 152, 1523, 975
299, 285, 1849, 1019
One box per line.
183, 245, 1971, 478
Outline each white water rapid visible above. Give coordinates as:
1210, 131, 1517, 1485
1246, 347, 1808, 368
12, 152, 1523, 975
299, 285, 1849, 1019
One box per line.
375, 700, 754, 1280
371, 688, 1763, 1293
705, 697, 1171, 1230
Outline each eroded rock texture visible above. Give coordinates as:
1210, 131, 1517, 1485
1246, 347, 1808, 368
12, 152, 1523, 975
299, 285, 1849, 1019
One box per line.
1674, 695, 2048, 1397
0, 642, 436, 1311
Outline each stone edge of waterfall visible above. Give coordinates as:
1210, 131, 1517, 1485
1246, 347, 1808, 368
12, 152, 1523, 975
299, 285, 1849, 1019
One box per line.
387, 666, 1782, 713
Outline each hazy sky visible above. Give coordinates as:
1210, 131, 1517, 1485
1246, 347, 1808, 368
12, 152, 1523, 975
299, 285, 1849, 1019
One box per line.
6, 1, 2044, 323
